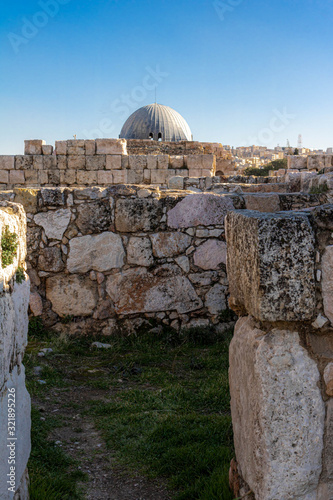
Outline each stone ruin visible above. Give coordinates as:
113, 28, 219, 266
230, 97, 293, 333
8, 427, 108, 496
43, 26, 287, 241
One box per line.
0, 137, 333, 499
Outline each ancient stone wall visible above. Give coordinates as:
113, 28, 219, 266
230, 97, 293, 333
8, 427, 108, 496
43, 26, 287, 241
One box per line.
226, 207, 333, 500
288, 154, 333, 171
0, 202, 30, 500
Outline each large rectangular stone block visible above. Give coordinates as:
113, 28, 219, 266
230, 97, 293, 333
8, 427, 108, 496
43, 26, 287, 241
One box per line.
0, 156, 14, 170
24, 139, 45, 155
10, 171, 25, 185
106, 155, 122, 170
128, 155, 147, 170
86, 155, 105, 171
96, 139, 127, 155
15, 156, 33, 170
225, 210, 316, 321
68, 155, 86, 170
77, 171, 97, 185
55, 141, 67, 155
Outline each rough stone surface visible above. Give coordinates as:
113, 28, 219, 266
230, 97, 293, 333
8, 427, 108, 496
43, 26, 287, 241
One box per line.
76, 200, 112, 234
167, 193, 234, 228
205, 284, 227, 314
324, 362, 333, 397
115, 198, 163, 232
193, 239, 227, 270
34, 209, 71, 240
226, 210, 316, 321
106, 267, 202, 315
317, 399, 333, 498
229, 317, 325, 500
38, 247, 64, 272
67, 233, 125, 273
322, 246, 333, 325
244, 193, 281, 213
150, 232, 192, 258
46, 275, 98, 317
127, 237, 154, 267
29, 292, 43, 316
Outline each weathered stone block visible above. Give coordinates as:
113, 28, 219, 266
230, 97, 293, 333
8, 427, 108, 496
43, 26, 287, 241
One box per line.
229, 317, 325, 500
67, 233, 125, 273
0, 156, 15, 170
150, 232, 192, 258
48, 169, 60, 185
151, 170, 168, 184
34, 209, 71, 240
128, 155, 147, 170
170, 155, 184, 169
85, 140, 96, 155
46, 275, 98, 316
127, 237, 154, 266
37, 171, 48, 184
67, 140, 85, 155
168, 176, 184, 190
56, 156, 67, 170
77, 171, 97, 185
115, 198, 163, 232
15, 156, 33, 170
112, 170, 128, 184
33, 156, 44, 170
38, 247, 64, 272
147, 156, 158, 170
244, 193, 281, 213
168, 193, 234, 229
97, 171, 113, 185
42, 145, 53, 155
96, 139, 127, 155
55, 141, 67, 155
24, 139, 46, 155
0, 170, 9, 184
226, 210, 316, 321
43, 156, 57, 170
143, 169, 151, 183
157, 154, 169, 169
194, 239, 227, 270
76, 200, 112, 234
127, 169, 144, 184
24, 170, 38, 185
106, 267, 202, 315
60, 169, 76, 185
106, 155, 122, 170
322, 246, 333, 325
39, 187, 66, 206
86, 155, 105, 171
68, 155, 86, 170
205, 284, 226, 314
9, 170, 25, 185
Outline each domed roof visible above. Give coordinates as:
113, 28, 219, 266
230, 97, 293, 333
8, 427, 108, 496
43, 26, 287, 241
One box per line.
119, 103, 193, 142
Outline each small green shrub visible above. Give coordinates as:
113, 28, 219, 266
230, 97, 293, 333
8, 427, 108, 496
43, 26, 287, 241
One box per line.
1, 226, 18, 268
16, 267, 26, 284
309, 184, 329, 195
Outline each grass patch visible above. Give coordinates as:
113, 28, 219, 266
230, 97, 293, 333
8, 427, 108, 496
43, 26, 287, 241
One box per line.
1, 225, 18, 267
309, 184, 329, 194
28, 406, 85, 500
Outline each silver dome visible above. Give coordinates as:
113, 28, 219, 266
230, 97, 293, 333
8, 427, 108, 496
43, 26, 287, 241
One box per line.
119, 103, 193, 142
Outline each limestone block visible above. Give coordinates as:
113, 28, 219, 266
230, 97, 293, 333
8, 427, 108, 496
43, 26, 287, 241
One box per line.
201, 169, 214, 177
147, 156, 158, 170
85, 140, 96, 155
186, 155, 202, 170
106, 155, 122, 170
106, 267, 202, 315
43, 156, 57, 171
0, 366, 31, 500
168, 176, 184, 190
229, 317, 325, 500
0, 170, 9, 184
168, 193, 234, 229
13, 188, 38, 214
55, 141, 67, 155
97, 171, 113, 185
317, 400, 333, 498
76, 200, 112, 234
127, 169, 144, 184
189, 271, 218, 286
24, 139, 46, 155
202, 154, 216, 173
34, 209, 71, 240
38, 247, 64, 272
324, 363, 333, 396
60, 169, 76, 185
15, 156, 32, 170
48, 169, 60, 185
67, 232, 125, 273
226, 210, 316, 321
121, 155, 129, 169
40, 188, 66, 206
151, 170, 169, 184
129, 155, 147, 170
175, 256, 190, 273
37, 171, 48, 184
115, 198, 163, 232
205, 284, 227, 314
56, 155, 67, 170
150, 232, 192, 258
127, 237, 154, 266
46, 275, 98, 316
0, 156, 15, 170
170, 156, 185, 169
32, 156, 44, 170
322, 246, 333, 325
9, 171, 25, 185
42, 145, 53, 155
143, 169, 151, 183
29, 292, 43, 316
67, 140, 85, 155
157, 154, 169, 169
194, 239, 227, 270
112, 170, 128, 184
188, 169, 203, 178
244, 194, 281, 213
77, 171, 97, 185
68, 155, 86, 170
96, 139, 127, 155
86, 155, 105, 171
24, 170, 37, 185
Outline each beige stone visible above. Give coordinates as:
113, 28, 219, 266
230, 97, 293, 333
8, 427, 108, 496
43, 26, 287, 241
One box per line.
229, 317, 325, 500
168, 176, 184, 190
115, 198, 163, 232
15, 156, 33, 170
151, 170, 168, 184
324, 363, 333, 397
24, 139, 46, 155
34, 209, 71, 240
194, 239, 227, 270
46, 275, 98, 317
147, 156, 158, 169
67, 232, 125, 273
9, 171, 25, 185
60, 170, 76, 185
143, 169, 151, 183
0, 156, 15, 170
157, 154, 169, 169
97, 171, 113, 185
96, 139, 127, 155
106, 267, 202, 315
127, 237, 154, 266
170, 156, 184, 169
37, 171, 48, 184
38, 247, 64, 272
322, 246, 333, 325
42, 145, 53, 155
43, 156, 57, 170
24, 171, 37, 185
56, 156, 67, 170
86, 155, 105, 171
68, 155, 86, 170
13, 189, 38, 214
150, 232, 192, 258
205, 284, 227, 314
29, 292, 43, 316
0, 171, 9, 184
106, 155, 122, 170
112, 170, 128, 184
85, 140, 96, 155
77, 171, 97, 185
55, 141, 67, 155
129, 155, 147, 170
127, 169, 144, 184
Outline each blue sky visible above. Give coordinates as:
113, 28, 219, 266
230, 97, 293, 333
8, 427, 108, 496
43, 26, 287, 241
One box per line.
0, 0, 332, 154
